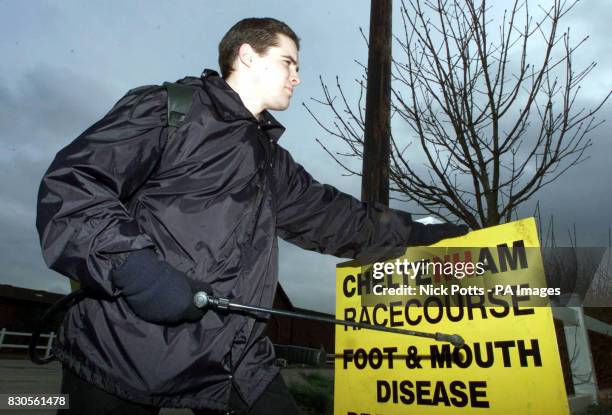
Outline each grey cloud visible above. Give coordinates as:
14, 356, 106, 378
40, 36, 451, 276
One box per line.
278, 240, 345, 314
0, 156, 49, 215
0, 64, 116, 153
0, 64, 116, 296
0, 155, 71, 295
0, 194, 69, 295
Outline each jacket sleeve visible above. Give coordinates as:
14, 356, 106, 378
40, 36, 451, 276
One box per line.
36, 86, 168, 296
274, 146, 423, 259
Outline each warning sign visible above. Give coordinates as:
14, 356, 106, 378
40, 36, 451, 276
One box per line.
334, 217, 569, 414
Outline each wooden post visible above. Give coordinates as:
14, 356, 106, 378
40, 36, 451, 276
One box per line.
362, 0, 393, 205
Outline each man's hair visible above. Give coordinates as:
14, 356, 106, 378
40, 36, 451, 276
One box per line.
218, 18, 300, 79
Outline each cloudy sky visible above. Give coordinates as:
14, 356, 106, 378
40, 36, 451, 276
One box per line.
1, 0, 610, 314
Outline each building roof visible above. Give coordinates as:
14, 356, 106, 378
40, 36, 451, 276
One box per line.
0, 284, 65, 305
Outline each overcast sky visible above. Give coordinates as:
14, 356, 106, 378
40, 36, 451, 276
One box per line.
1, 0, 611, 314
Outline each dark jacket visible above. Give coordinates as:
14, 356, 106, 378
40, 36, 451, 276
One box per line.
37, 69, 425, 410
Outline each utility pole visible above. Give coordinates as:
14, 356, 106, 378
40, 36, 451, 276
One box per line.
361, 0, 392, 205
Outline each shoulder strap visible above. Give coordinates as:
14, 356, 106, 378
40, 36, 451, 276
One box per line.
163, 82, 195, 129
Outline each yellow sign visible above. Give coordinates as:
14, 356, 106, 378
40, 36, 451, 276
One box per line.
334, 218, 569, 415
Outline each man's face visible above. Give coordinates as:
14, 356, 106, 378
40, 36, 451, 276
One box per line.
251, 34, 300, 112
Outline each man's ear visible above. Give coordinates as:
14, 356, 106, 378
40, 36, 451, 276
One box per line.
237, 43, 256, 69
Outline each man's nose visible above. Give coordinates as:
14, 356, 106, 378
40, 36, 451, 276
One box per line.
291, 72, 301, 86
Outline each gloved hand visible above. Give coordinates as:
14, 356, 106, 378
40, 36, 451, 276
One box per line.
112, 249, 211, 324
409, 222, 469, 246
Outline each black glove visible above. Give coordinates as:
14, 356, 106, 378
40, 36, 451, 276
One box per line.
409, 222, 469, 246
112, 249, 211, 324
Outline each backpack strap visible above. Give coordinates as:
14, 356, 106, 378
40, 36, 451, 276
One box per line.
163, 82, 195, 130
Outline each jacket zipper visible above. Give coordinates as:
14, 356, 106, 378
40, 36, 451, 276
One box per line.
247, 175, 265, 245
247, 125, 274, 244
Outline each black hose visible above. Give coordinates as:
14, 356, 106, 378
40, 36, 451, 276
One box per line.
29, 289, 86, 365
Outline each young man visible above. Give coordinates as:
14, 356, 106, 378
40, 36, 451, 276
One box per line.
37, 18, 467, 414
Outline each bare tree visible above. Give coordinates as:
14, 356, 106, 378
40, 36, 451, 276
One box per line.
306, 0, 611, 229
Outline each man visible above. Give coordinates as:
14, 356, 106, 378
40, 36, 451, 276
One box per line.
37, 18, 467, 414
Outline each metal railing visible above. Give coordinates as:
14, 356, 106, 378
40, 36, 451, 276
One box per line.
0, 328, 55, 359
552, 299, 612, 414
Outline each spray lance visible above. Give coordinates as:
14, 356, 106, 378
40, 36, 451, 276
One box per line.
193, 291, 465, 347
29, 286, 464, 365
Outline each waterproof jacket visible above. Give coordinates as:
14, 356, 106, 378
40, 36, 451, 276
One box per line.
37, 69, 426, 411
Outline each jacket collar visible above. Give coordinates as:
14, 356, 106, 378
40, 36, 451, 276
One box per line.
200, 69, 285, 142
